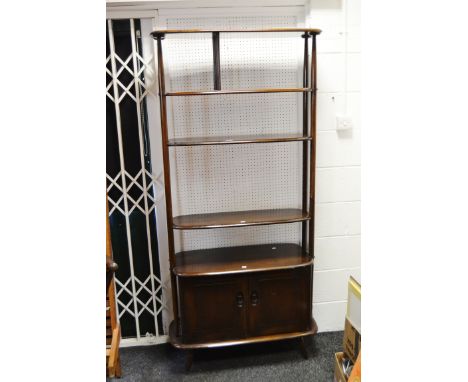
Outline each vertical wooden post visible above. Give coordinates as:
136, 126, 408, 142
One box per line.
301, 33, 309, 255
155, 34, 180, 335
309, 33, 318, 319
298, 336, 309, 359
185, 350, 194, 371
212, 32, 221, 90
309, 33, 317, 260
106, 195, 121, 377
106, 197, 117, 330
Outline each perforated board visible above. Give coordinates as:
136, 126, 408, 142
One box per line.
160, 15, 307, 252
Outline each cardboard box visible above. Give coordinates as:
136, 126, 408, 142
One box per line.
343, 317, 361, 364
334, 352, 348, 382
346, 276, 361, 334
348, 351, 361, 382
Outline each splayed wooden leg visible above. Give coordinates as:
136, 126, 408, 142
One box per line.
298, 337, 308, 359
185, 350, 194, 371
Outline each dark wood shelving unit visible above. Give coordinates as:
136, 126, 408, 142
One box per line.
152, 27, 321, 370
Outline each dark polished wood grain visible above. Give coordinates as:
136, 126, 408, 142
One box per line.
151, 28, 322, 36
248, 268, 311, 337
301, 33, 310, 254
174, 243, 312, 277
168, 133, 312, 146
179, 275, 248, 343
173, 208, 310, 229
165, 87, 313, 96
212, 32, 221, 91
309, 34, 317, 260
177, 268, 313, 346
309, 33, 318, 322
169, 310, 318, 349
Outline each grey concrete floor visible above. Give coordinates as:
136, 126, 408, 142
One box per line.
108, 331, 343, 382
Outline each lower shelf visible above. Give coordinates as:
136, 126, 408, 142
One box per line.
168, 318, 318, 349
174, 243, 312, 277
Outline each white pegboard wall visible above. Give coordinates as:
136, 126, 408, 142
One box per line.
161, 15, 307, 251
219, 32, 302, 90
174, 224, 304, 254
169, 93, 302, 140
170, 142, 303, 215
164, 15, 298, 32
162, 32, 302, 92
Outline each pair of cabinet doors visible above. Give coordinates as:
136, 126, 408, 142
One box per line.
178, 267, 312, 344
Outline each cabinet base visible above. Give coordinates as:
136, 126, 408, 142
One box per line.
168, 318, 318, 349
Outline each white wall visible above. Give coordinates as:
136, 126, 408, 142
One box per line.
306, 0, 361, 332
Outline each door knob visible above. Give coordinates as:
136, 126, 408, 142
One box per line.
251, 291, 259, 306
236, 292, 244, 308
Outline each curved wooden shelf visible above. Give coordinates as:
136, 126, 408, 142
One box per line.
168, 318, 318, 349
173, 209, 310, 230
165, 88, 313, 96
168, 134, 312, 146
151, 28, 322, 36
174, 243, 312, 277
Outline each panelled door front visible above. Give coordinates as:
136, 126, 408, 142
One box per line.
179, 275, 248, 343
247, 268, 311, 337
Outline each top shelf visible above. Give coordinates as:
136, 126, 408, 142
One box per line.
151, 28, 322, 36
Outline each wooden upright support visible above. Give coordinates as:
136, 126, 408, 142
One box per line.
107, 197, 121, 378
212, 32, 221, 90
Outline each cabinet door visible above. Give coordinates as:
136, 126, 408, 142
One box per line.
178, 275, 248, 343
247, 267, 311, 337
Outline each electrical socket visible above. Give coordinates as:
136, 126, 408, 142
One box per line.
336, 115, 353, 131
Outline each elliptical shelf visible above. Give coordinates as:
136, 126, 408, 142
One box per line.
174, 243, 311, 277
151, 28, 321, 35
172, 208, 309, 230
168, 319, 318, 350
168, 133, 312, 146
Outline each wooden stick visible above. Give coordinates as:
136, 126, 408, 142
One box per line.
156, 35, 180, 335
301, 33, 310, 255
309, 34, 317, 260
212, 32, 221, 90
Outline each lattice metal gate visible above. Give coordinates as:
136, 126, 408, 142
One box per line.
106, 17, 171, 345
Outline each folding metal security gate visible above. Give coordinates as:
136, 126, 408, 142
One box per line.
106, 17, 171, 345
